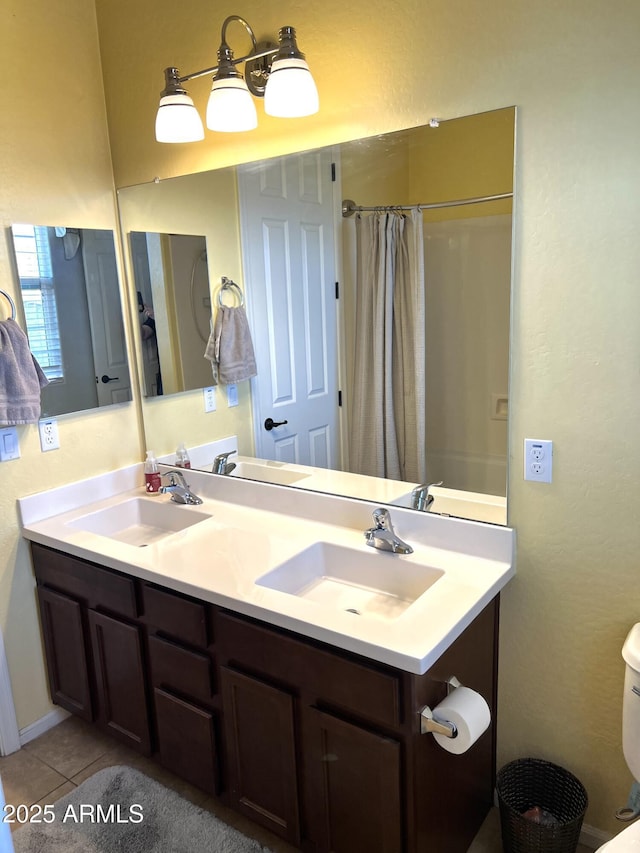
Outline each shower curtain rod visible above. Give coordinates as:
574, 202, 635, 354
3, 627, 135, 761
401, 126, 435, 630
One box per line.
341, 192, 513, 218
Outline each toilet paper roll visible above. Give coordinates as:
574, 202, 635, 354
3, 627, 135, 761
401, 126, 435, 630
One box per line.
431, 686, 491, 755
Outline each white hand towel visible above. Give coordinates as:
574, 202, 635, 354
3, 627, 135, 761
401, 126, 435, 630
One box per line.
204, 305, 257, 385
0, 319, 49, 425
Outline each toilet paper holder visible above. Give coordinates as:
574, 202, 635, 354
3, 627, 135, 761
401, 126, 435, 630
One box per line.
419, 675, 461, 738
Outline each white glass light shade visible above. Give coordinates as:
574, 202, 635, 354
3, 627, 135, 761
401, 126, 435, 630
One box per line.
155, 93, 205, 143
206, 77, 258, 132
264, 57, 319, 118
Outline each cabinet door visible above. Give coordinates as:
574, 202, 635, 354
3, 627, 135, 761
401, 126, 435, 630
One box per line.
88, 610, 151, 754
154, 688, 219, 794
37, 587, 93, 721
304, 708, 403, 853
220, 666, 300, 845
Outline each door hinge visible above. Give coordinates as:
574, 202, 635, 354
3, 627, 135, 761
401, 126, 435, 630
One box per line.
335, 281, 339, 299
338, 390, 342, 407
331, 162, 336, 182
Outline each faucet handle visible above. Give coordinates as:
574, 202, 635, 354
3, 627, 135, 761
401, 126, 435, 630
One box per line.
162, 469, 188, 487
411, 481, 443, 511
372, 507, 391, 529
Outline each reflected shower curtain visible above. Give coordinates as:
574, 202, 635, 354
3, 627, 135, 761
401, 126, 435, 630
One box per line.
349, 209, 426, 482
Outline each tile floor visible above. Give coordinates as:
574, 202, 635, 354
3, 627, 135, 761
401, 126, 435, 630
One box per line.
0, 716, 592, 852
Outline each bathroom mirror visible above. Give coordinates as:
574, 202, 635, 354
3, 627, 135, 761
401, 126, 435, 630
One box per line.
129, 231, 212, 396
118, 107, 515, 522
9, 225, 131, 417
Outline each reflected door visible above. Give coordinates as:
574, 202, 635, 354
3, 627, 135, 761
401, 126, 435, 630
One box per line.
82, 229, 131, 406
238, 150, 340, 469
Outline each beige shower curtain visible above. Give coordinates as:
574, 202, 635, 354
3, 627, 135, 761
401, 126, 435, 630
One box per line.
348, 209, 426, 482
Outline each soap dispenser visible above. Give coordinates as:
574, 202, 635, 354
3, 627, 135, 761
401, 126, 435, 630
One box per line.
144, 450, 161, 493
175, 443, 191, 468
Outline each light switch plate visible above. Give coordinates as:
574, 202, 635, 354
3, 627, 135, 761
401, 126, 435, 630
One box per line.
0, 427, 20, 461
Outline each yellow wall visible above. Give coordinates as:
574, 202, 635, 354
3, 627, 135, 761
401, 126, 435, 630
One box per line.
94, 0, 640, 834
0, 0, 141, 728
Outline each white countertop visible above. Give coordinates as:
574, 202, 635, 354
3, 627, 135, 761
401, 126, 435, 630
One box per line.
18, 465, 515, 675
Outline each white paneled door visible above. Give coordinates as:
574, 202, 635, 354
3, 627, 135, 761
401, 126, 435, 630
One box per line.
238, 150, 340, 469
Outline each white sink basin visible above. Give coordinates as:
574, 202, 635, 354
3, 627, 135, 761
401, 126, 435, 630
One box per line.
255, 542, 444, 621
231, 461, 311, 486
68, 497, 210, 547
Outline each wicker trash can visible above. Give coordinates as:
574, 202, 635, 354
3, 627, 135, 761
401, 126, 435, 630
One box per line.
496, 758, 588, 853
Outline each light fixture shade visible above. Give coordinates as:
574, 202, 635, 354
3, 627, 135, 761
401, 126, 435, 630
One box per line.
264, 57, 319, 118
155, 93, 205, 143
206, 77, 258, 132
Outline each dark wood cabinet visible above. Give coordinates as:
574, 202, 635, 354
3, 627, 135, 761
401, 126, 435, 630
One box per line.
304, 707, 403, 853
220, 666, 300, 845
37, 586, 93, 721
154, 687, 219, 794
31, 541, 499, 853
88, 610, 151, 754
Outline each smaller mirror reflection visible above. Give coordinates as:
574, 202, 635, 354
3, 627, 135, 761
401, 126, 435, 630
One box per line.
129, 231, 212, 396
10, 225, 131, 417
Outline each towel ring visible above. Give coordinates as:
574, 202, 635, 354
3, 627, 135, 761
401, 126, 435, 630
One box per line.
0, 289, 16, 320
218, 276, 245, 308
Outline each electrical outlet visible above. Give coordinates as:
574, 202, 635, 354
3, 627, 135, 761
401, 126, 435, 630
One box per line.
524, 438, 553, 483
203, 386, 216, 413
39, 418, 60, 452
227, 384, 238, 407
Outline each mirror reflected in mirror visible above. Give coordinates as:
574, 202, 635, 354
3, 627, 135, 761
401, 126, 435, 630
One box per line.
9, 225, 131, 417
129, 231, 212, 396
118, 107, 515, 524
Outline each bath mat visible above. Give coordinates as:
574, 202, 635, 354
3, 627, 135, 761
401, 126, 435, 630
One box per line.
13, 765, 273, 852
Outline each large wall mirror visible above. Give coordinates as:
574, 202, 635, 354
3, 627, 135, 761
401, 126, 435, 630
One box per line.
118, 106, 515, 524
8, 225, 131, 417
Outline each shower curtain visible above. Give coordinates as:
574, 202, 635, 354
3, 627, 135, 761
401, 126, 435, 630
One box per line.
348, 209, 426, 483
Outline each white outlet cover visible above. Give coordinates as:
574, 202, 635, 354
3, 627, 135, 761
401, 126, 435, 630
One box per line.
227, 384, 238, 407
524, 438, 553, 483
39, 418, 60, 452
203, 386, 216, 413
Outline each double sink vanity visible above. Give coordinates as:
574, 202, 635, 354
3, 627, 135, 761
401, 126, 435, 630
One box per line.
19, 464, 515, 852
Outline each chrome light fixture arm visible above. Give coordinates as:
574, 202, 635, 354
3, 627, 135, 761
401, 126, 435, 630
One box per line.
156, 13, 318, 141
173, 16, 279, 90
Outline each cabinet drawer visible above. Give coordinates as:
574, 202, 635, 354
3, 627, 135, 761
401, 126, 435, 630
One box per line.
217, 612, 402, 729
154, 688, 219, 795
31, 543, 137, 619
143, 584, 209, 648
148, 635, 214, 704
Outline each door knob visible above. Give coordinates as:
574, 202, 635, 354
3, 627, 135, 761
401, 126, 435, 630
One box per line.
100, 375, 120, 384
264, 417, 288, 431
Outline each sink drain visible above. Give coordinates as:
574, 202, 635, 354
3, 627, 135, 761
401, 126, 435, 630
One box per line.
345, 608, 361, 615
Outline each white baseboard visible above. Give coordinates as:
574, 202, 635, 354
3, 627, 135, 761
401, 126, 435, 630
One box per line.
580, 822, 612, 849
19, 708, 70, 747
0, 629, 20, 756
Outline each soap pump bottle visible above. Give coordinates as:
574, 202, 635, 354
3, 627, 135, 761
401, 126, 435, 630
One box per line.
144, 450, 161, 494
175, 443, 191, 469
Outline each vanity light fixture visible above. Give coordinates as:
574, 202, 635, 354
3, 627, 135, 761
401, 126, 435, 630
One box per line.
155, 15, 319, 142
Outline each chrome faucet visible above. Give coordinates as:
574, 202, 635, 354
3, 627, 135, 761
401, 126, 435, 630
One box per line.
160, 470, 203, 505
411, 481, 443, 512
364, 508, 413, 554
212, 450, 237, 475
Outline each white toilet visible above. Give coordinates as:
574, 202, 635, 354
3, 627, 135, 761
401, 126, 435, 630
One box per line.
598, 624, 640, 850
